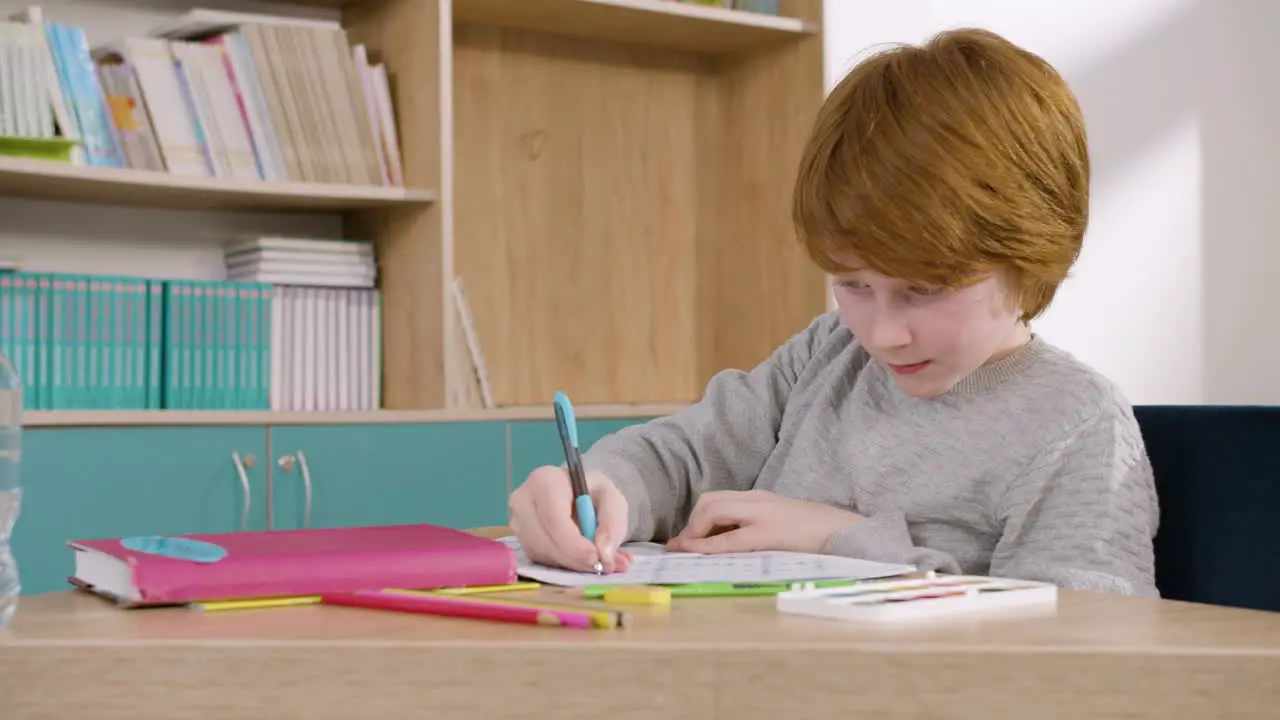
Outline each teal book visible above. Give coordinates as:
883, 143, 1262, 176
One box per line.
88, 276, 103, 408
19, 273, 43, 410
232, 281, 246, 409
211, 281, 226, 409
216, 280, 272, 410
110, 276, 137, 409
184, 280, 197, 410
161, 280, 181, 409
183, 281, 197, 409
115, 276, 149, 409
33, 274, 51, 410
218, 282, 232, 409
49, 274, 68, 409
178, 280, 192, 410
230, 282, 244, 409
209, 282, 223, 409
124, 278, 136, 408
257, 282, 272, 410
192, 281, 206, 410
64, 275, 77, 408
72, 275, 88, 408
143, 279, 162, 409
51, 275, 66, 409
0, 274, 15, 404
202, 280, 216, 409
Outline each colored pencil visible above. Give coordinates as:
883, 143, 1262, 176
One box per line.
433, 582, 541, 595
579, 579, 862, 599
192, 595, 321, 612
322, 590, 596, 628
188, 582, 541, 612
386, 589, 630, 629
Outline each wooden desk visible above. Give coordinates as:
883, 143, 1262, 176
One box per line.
4, 585, 1280, 719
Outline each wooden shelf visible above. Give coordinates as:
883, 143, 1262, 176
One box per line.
452, 0, 816, 54
450, 0, 827, 407
22, 404, 685, 427
0, 156, 435, 212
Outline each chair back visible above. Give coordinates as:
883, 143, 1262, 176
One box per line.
1134, 405, 1280, 612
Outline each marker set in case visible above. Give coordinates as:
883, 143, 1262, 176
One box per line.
776, 573, 1058, 621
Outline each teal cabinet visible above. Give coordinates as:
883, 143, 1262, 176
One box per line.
11, 415, 659, 597
13, 426, 269, 595
268, 423, 508, 532
508, 418, 653, 491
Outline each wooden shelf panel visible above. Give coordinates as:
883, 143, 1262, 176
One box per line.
452, 0, 815, 54
451, 0, 827, 406
0, 156, 435, 212
22, 404, 684, 427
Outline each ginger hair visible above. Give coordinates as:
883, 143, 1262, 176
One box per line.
792, 28, 1089, 320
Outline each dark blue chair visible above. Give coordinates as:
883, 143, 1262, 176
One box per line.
1134, 405, 1280, 612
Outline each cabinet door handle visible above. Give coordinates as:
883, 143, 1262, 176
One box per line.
231, 451, 253, 531
276, 451, 313, 529
297, 450, 313, 529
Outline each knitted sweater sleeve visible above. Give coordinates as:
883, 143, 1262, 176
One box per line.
824, 406, 1162, 596
578, 313, 838, 543
986, 409, 1161, 595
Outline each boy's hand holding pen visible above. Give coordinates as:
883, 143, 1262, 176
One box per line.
507, 392, 634, 574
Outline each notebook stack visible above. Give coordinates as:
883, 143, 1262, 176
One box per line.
224, 235, 376, 289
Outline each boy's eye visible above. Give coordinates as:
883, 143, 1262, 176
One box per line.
908, 285, 944, 296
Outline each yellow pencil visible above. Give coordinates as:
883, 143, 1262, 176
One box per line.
193, 595, 321, 612
190, 583, 540, 612
431, 582, 541, 595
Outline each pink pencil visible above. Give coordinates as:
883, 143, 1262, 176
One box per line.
321, 589, 595, 628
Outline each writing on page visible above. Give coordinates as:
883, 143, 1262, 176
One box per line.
496, 536, 914, 587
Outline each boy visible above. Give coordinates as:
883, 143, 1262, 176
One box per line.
508, 28, 1160, 596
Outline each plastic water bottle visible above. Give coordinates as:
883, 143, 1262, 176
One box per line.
0, 347, 21, 628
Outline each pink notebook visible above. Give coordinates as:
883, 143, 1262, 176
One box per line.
67, 524, 519, 606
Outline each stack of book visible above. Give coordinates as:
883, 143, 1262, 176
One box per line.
224, 235, 376, 289
0, 272, 274, 411
155, 278, 274, 411
267, 282, 382, 413
0, 268, 383, 412
224, 235, 381, 412
0, 7, 403, 186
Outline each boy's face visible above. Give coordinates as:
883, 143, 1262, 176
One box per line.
831, 259, 1028, 398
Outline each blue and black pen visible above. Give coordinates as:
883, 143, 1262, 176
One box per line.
553, 391, 602, 575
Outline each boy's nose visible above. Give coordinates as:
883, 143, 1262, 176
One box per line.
865, 313, 913, 351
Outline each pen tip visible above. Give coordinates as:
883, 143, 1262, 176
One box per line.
594, 562, 603, 575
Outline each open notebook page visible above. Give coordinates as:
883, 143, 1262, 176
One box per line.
496, 536, 915, 587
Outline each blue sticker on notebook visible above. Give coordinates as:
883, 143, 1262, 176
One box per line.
120, 536, 227, 564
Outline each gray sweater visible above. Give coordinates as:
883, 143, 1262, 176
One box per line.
581, 312, 1161, 596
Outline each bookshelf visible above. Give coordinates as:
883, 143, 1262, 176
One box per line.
23, 402, 689, 427
0, 155, 433, 211
1, 0, 828, 425
450, 0, 815, 53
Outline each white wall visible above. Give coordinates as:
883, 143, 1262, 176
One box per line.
823, 0, 1280, 406
0, 0, 343, 281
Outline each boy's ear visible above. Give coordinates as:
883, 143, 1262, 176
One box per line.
995, 267, 1028, 316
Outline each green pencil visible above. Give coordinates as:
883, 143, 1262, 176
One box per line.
581, 579, 862, 598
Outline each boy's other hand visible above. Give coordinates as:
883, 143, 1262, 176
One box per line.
509, 465, 634, 574
666, 490, 863, 555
